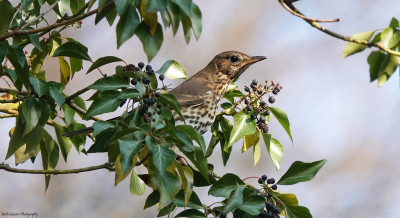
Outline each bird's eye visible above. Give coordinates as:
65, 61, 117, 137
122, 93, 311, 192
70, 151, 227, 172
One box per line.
229, 55, 239, 63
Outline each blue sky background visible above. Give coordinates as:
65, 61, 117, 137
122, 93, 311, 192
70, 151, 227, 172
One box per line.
1, 0, 400, 217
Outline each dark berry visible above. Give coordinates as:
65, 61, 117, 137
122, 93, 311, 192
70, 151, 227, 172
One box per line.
251, 113, 257, 120
247, 105, 253, 111
145, 65, 152, 72
261, 174, 267, 181
259, 212, 270, 218
258, 178, 264, 184
267, 178, 275, 184
142, 76, 150, 85
244, 99, 249, 105
131, 78, 137, 85
244, 87, 250, 92
252, 79, 258, 86
147, 112, 152, 117
159, 74, 165, 81
220, 212, 227, 218
147, 69, 154, 75
142, 104, 149, 110
274, 86, 281, 92
268, 96, 275, 104
214, 209, 221, 215
267, 192, 273, 198
151, 98, 157, 104
258, 89, 263, 95
265, 202, 273, 210
263, 110, 270, 116
138, 62, 145, 69
260, 101, 266, 106
272, 207, 279, 214
272, 90, 279, 95
157, 102, 163, 108
143, 98, 151, 105
271, 184, 277, 190
259, 116, 266, 123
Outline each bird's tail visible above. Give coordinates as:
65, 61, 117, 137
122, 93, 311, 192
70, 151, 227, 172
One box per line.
63, 127, 94, 137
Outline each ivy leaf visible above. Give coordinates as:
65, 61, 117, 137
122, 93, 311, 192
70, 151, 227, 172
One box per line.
269, 107, 293, 143
116, 4, 140, 48
284, 205, 312, 218
367, 51, 400, 86
59, 56, 71, 85
151, 171, 181, 209
208, 173, 245, 198
115, 154, 134, 186
171, 0, 193, 16
276, 193, 299, 206
114, 0, 130, 15
0, 0, 14, 35
278, 159, 327, 185
53, 122, 73, 162
223, 183, 245, 213
176, 125, 206, 153
156, 60, 187, 79
172, 189, 202, 209
29, 76, 49, 97
58, 0, 70, 15
52, 41, 92, 61
144, 190, 160, 209
157, 93, 183, 119
227, 111, 256, 150
262, 133, 284, 170
88, 74, 130, 91
130, 168, 146, 196
135, 22, 164, 62
174, 164, 195, 207
237, 189, 266, 215
87, 56, 125, 74
147, 0, 167, 12
342, 31, 375, 58
119, 139, 142, 174
174, 209, 205, 218
84, 90, 125, 119
146, 136, 176, 173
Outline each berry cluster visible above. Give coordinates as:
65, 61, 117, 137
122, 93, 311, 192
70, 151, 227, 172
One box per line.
243, 80, 283, 133
213, 209, 227, 218
121, 62, 166, 122
257, 174, 281, 218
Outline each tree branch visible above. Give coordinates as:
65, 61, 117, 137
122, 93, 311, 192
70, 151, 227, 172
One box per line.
278, 0, 400, 57
0, 162, 115, 174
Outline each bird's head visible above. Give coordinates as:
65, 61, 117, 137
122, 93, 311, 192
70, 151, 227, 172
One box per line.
213, 51, 266, 80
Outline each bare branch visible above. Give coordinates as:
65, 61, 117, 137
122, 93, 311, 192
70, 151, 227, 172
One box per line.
0, 162, 115, 174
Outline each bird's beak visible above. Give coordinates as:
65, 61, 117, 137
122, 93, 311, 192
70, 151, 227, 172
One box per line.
250, 56, 267, 64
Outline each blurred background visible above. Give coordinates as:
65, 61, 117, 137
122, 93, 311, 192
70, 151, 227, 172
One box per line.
1, 0, 400, 217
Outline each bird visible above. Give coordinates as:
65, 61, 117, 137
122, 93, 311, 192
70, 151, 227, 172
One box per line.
64, 51, 266, 137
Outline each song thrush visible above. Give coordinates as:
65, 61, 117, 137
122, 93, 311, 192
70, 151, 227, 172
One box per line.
64, 51, 265, 136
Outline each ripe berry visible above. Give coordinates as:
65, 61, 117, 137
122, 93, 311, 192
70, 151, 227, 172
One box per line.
267, 192, 273, 198
244, 99, 249, 105
259, 116, 266, 123
159, 74, 165, 81
143, 98, 151, 105
271, 184, 278, 190
247, 105, 253, 111
252, 79, 258, 86
244, 87, 250, 92
142, 76, 150, 85
142, 104, 149, 110
138, 62, 145, 69
258, 178, 264, 184
261, 174, 267, 181
131, 78, 137, 85
272, 90, 279, 95
265, 202, 273, 210
267, 178, 275, 184
268, 96, 275, 104
259, 212, 270, 218
145, 65, 152, 72
147, 69, 154, 75
220, 212, 227, 218
147, 112, 152, 117
272, 207, 279, 214
155, 92, 161, 97
263, 110, 270, 116
260, 101, 266, 106
214, 209, 221, 215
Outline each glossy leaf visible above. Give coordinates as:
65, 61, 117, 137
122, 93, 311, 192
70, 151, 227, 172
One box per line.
0, 0, 14, 35
116, 4, 140, 48
135, 22, 164, 62
156, 60, 187, 79
52, 41, 92, 61
171, 0, 192, 16
58, 0, 70, 15
367, 51, 399, 86
151, 171, 181, 208
119, 139, 142, 174
146, 136, 176, 173
20, 95, 42, 136
53, 122, 73, 162
284, 205, 312, 218
88, 74, 130, 91
176, 125, 206, 153
147, 0, 167, 11
114, 0, 130, 15
172, 189, 202, 209
276, 193, 299, 206
115, 154, 134, 186
175, 164, 195, 207
237, 191, 266, 215
227, 111, 256, 149
342, 31, 375, 58
208, 173, 245, 198
262, 133, 284, 170
29, 76, 49, 97
224, 183, 245, 213
278, 159, 327, 185
269, 107, 293, 143
118, 88, 141, 100
174, 209, 204, 218
158, 93, 183, 119
84, 90, 125, 119
130, 168, 146, 196
59, 56, 71, 84
87, 56, 125, 74
6, 117, 26, 159
144, 190, 160, 209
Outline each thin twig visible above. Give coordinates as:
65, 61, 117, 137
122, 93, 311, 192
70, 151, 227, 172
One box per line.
19, 0, 60, 31
279, 0, 339, 23
0, 87, 29, 95
66, 101, 101, 121
64, 87, 89, 102
0, 162, 115, 174
0, 96, 26, 103
278, 0, 400, 57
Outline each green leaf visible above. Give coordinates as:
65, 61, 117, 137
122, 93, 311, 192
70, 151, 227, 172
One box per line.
269, 107, 293, 143
53, 122, 73, 161
84, 90, 125, 119
342, 31, 375, 58
146, 136, 176, 173
151, 171, 181, 208
115, 154, 133, 186
227, 111, 256, 149
114, 0, 130, 15
262, 133, 283, 170
278, 159, 327, 185
144, 190, 160, 209
172, 189, 202, 209
0, 0, 14, 35
6, 117, 25, 159
130, 168, 146, 196
29, 76, 49, 97
20, 96, 42, 136
224, 183, 245, 213
58, 0, 70, 15
135, 22, 164, 62
156, 60, 187, 79
181, 146, 209, 182
118, 88, 141, 100
238, 190, 266, 215
119, 139, 142, 174
284, 205, 312, 218
174, 165, 195, 207
208, 173, 245, 198
116, 4, 140, 48
52, 41, 92, 61
28, 33, 42, 51
49, 86, 65, 106
174, 209, 205, 218
367, 51, 399, 86
158, 93, 183, 119
276, 193, 299, 206
171, 0, 192, 16
176, 125, 206, 153
88, 74, 130, 91
25, 125, 43, 155
87, 56, 125, 74
70, 57, 82, 77
59, 56, 71, 84
190, 3, 202, 40
147, 0, 167, 12
389, 17, 399, 28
